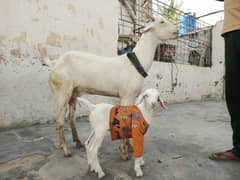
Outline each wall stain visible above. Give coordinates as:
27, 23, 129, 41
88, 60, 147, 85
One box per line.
156, 73, 163, 80
10, 48, 21, 58
13, 32, 27, 46
214, 81, 219, 86
90, 28, 94, 37
46, 32, 62, 47
0, 35, 6, 47
68, 4, 76, 16
32, 18, 39, 22
98, 18, 104, 30
43, 5, 48, 10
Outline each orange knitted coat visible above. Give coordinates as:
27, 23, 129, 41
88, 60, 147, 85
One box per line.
109, 105, 149, 157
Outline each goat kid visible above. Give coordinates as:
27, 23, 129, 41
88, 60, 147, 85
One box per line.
41, 14, 177, 159
78, 88, 166, 178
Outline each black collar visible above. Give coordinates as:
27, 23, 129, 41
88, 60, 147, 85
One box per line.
126, 52, 148, 78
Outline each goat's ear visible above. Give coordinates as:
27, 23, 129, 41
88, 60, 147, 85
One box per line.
143, 9, 155, 22
143, 23, 154, 33
158, 96, 167, 109
135, 93, 147, 105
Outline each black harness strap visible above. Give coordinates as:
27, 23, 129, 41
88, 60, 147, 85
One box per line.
127, 52, 148, 78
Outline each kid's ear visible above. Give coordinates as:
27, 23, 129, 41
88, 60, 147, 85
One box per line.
135, 93, 148, 105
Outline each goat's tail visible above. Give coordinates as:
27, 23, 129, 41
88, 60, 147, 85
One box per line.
37, 44, 57, 69
77, 98, 96, 111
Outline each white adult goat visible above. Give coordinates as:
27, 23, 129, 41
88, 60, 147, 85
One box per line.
42, 16, 177, 158
78, 88, 166, 178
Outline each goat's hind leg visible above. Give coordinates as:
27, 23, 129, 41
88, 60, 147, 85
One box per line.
57, 100, 71, 157
68, 92, 84, 148
90, 133, 106, 178
85, 130, 95, 167
54, 81, 73, 157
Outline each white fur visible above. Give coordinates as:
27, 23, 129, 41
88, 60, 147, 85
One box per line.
42, 16, 177, 158
79, 88, 166, 178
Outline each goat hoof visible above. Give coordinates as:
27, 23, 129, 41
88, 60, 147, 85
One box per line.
90, 166, 95, 172
64, 151, 72, 157
120, 154, 129, 161
136, 170, 143, 177
98, 172, 105, 179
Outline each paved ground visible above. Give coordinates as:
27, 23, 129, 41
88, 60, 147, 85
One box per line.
0, 101, 240, 180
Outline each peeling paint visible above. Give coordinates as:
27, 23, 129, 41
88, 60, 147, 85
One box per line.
68, 4, 76, 15
13, 32, 27, 46
46, 32, 62, 47
10, 48, 21, 58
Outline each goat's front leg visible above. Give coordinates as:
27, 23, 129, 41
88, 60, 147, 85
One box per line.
119, 96, 136, 160
134, 157, 144, 177
119, 139, 129, 160
139, 156, 145, 166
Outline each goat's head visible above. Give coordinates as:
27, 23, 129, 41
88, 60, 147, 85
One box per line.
135, 88, 167, 110
143, 15, 178, 41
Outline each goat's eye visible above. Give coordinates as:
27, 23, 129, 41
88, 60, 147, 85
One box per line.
157, 97, 160, 102
160, 21, 164, 24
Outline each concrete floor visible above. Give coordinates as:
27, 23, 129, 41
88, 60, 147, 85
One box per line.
0, 101, 239, 180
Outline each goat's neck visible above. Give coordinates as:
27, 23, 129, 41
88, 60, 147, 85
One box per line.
137, 103, 153, 125
133, 32, 159, 71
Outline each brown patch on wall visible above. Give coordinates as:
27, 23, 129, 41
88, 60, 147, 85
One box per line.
68, 4, 76, 15
0, 54, 6, 64
10, 48, 21, 58
46, 32, 62, 47
37, 44, 48, 64
13, 32, 27, 46
0, 35, 6, 47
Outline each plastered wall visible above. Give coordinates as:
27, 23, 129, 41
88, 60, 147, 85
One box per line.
0, 0, 119, 128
